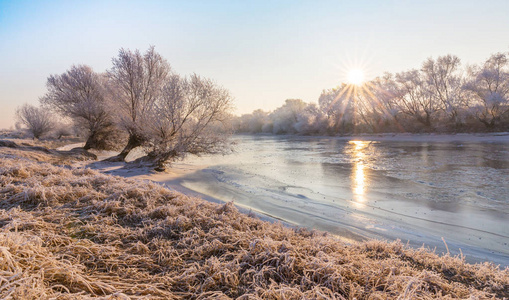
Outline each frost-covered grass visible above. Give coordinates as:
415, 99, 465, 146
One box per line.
0, 139, 95, 167
0, 151, 508, 299
0, 129, 83, 149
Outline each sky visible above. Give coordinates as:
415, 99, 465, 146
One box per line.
1, 0, 509, 129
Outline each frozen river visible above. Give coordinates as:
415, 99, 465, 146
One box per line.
157, 134, 509, 267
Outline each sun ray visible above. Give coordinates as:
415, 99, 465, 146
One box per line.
362, 80, 406, 132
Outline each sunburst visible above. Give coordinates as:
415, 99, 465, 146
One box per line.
347, 69, 365, 86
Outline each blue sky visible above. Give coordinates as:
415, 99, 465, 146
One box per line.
1, 0, 508, 128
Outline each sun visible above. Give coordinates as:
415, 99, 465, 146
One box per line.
347, 69, 365, 86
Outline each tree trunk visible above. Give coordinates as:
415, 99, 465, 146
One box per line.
479, 119, 495, 131
417, 113, 432, 132
119, 134, 144, 159
84, 128, 115, 151
153, 149, 178, 171
104, 133, 144, 162
128, 149, 177, 172
83, 132, 99, 150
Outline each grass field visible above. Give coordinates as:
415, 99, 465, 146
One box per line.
0, 142, 508, 299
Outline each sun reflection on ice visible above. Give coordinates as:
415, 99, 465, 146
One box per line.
354, 162, 365, 196
349, 140, 370, 207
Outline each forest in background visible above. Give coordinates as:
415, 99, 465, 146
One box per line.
234, 52, 509, 135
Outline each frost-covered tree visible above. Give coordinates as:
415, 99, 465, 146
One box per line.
464, 52, 509, 129
354, 84, 387, 132
369, 74, 401, 130
318, 85, 355, 134
294, 103, 325, 134
422, 55, 465, 126
238, 109, 270, 133
40, 65, 116, 149
393, 70, 440, 130
107, 46, 170, 160
230, 51, 509, 134
270, 99, 307, 134
15, 104, 54, 139
141, 74, 233, 170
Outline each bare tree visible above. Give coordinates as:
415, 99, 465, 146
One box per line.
422, 55, 465, 126
464, 52, 509, 129
270, 99, 307, 134
230, 51, 509, 135
369, 74, 402, 130
236, 109, 270, 133
40, 65, 115, 149
318, 85, 355, 134
107, 46, 171, 160
354, 84, 387, 133
15, 104, 54, 139
294, 103, 324, 134
394, 70, 441, 130
141, 74, 233, 170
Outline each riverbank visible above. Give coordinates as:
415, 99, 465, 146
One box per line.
94, 133, 509, 268
11, 133, 509, 267
75, 133, 509, 266
0, 147, 508, 298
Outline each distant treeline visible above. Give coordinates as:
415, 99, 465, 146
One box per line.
234, 52, 509, 135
